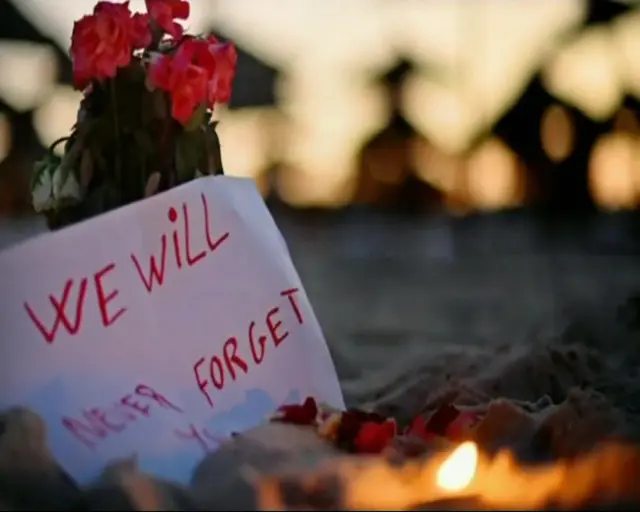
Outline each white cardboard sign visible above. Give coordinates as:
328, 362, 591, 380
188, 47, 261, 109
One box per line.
0, 176, 344, 484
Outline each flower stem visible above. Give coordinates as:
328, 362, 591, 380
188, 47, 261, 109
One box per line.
110, 79, 122, 194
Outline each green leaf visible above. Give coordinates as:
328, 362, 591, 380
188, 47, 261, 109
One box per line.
152, 90, 168, 119
205, 124, 223, 175
30, 159, 49, 192
175, 131, 201, 182
79, 150, 94, 191
184, 104, 207, 132
133, 130, 155, 157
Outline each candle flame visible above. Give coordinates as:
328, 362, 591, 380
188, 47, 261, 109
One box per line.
257, 441, 640, 510
436, 441, 478, 491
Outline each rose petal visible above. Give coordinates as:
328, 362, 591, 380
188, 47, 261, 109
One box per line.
354, 420, 397, 454
272, 397, 318, 426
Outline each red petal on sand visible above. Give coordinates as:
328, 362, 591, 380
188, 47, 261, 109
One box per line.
425, 404, 461, 436
445, 410, 483, 441
354, 419, 397, 454
272, 396, 319, 426
406, 416, 436, 442
408, 405, 483, 443
336, 409, 387, 448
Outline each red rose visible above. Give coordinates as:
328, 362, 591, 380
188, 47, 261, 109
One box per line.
354, 419, 397, 454
146, 0, 190, 39
180, 36, 237, 106
71, 1, 151, 89
148, 36, 237, 124
272, 396, 318, 426
131, 13, 152, 49
206, 39, 237, 105
148, 51, 207, 124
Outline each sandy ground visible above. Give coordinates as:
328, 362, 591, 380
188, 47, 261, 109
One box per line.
2, 210, 640, 508
271, 210, 640, 433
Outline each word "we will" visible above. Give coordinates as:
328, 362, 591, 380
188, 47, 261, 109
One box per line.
22, 193, 228, 344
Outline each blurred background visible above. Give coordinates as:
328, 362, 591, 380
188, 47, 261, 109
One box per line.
2, 1, 640, 385
2, 0, 640, 216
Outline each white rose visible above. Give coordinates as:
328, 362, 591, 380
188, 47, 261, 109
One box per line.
31, 167, 55, 213
52, 165, 82, 203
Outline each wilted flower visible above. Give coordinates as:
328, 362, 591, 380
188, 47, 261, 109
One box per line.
31, 167, 56, 213
32, 165, 82, 213
52, 167, 82, 205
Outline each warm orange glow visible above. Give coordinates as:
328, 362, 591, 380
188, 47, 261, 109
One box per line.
614, 107, 640, 135
436, 441, 478, 492
466, 138, 522, 210
257, 441, 640, 510
33, 85, 83, 154
0, 112, 10, 163
413, 141, 462, 194
541, 104, 575, 162
216, 107, 278, 182
588, 133, 640, 210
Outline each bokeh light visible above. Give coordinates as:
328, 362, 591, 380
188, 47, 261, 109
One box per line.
33, 86, 82, 154
541, 104, 575, 163
0, 0, 639, 212
0, 113, 10, 164
589, 133, 640, 210
466, 138, 522, 210
0, 42, 57, 112
544, 27, 623, 121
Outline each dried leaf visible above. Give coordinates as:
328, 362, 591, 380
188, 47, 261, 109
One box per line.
144, 172, 161, 198
184, 104, 207, 132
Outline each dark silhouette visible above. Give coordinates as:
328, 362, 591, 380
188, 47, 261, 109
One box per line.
205, 26, 281, 110
0, 0, 73, 84
583, 0, 632, 26
0, 0, 73, 213
352, 58, 445, 215
0, 97, 45, 213
494, 73, 604, 217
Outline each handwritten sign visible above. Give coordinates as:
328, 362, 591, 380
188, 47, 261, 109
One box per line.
0, 176, 344, 484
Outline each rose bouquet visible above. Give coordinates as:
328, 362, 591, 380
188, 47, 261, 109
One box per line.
31, 0, 237, 229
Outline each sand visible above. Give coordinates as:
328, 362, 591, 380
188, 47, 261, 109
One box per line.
1, 212, 640, 509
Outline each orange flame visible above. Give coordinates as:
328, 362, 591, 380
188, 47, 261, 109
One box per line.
436, 441, 478, 492
257, 441, 640, 510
